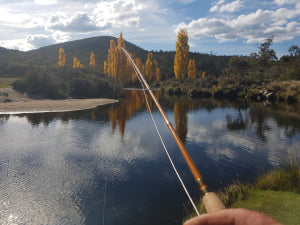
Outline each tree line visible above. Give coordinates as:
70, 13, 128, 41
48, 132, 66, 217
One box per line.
104, 32, 161, 84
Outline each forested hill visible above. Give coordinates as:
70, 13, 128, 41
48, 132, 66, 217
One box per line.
0, 36, 230, 78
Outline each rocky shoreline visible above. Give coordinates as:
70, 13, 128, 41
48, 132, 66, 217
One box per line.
186, 88, 298, 105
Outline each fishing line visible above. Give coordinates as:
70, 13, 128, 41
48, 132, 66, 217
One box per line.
102, 182, 107, 225
128, 51, 200, 216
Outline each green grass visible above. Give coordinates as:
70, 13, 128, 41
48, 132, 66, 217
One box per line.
231, 189, 300, 225
255, 155, 300, 193
0, 78, 17, 88
185, 155, 300, 224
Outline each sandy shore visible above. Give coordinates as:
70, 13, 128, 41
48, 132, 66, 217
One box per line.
0, 88, 118, 114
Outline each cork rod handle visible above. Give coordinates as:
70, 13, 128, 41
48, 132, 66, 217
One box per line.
203, 192, 226, 213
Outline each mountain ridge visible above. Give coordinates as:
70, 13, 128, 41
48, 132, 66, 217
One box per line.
0, 36, 230, 78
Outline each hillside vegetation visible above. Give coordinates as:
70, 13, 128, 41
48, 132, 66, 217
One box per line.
0, 35, 299, 102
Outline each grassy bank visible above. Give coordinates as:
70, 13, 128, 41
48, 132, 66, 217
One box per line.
155, 78, 300, 104
186, 156, 300, 224
0, 78, 17, 88
232, 189, 300, 225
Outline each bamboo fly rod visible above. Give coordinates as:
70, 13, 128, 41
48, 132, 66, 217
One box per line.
121, 47, 225, 213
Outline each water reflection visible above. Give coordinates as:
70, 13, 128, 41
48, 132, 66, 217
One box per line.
174, 98, 188, 143
108, 90, 160, 137
0, 91, 299, 225
226, 108, 248, 131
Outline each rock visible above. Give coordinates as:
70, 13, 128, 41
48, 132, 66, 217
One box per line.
266, 92, 277, 103
278, 95, 285, 102
213, 90, 223, 99
187, 89, 212, 98
187, 89, 198, 98
286, 95, 298, 105
224, 89, 238, 99
249, 93, 266, 102
174, 87, 182, 96
199, 90, 212, 98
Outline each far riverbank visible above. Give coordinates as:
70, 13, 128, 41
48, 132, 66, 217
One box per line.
0, 88, 118, 114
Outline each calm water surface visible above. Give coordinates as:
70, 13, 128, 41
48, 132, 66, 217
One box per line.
0, 90, 299, 225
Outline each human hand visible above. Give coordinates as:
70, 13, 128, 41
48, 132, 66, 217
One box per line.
183, 208, 282, 225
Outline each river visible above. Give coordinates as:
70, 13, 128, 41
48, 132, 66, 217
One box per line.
0, 90, 299, 225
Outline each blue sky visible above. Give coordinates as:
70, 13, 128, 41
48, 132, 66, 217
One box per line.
0, 0, 299, 57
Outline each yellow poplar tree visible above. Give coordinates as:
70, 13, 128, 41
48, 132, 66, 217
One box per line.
174, 29, 189, 80
156, 67, 161, 81
104, 61, 107, 74
73, 57, 83, 68
89, 52, 95, 68
73, 57, 78, 69
116, 32, 128, 82
188, 59, 196, 78
105, 32, 147, 84
145, 52, 158, 81
107, 39, 117, 77
58, 48, 66, 66
202, 71, 206, 78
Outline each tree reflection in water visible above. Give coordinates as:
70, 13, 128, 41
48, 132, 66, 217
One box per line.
108, 90, 160, 137
174, 99, 188, 143
0, 93, 299, 142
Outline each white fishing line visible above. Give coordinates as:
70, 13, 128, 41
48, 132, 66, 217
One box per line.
102, 182, 107, 225
122, 48, 200, 216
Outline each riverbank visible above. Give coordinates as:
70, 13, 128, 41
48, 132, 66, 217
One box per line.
185, 157, 300, 225
155, 79, 300, 105
232, 189, 300, 225
0, 88, 118, 114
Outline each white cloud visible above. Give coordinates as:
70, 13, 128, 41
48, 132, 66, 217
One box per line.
48, 12, 99, 33
0, 7, 31, 26
34, 0, 57, 5
177, 3, 300, 43
0, 39, 34, 51
219, 0, 244, 12
274, 0, 299, 6
210, 5, 219, 12
93, 0, 143, 28
210, 0, 244, 13
27, 34, 56, 48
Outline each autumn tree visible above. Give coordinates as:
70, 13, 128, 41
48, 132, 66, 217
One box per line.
89, 52, 95, 68
188, 59, 196, 78
105, 32, 147, 84
106, 39, 117, 77
174, 29, 189, 80
58, 48, 66, 67
156, 67, 161, 81
73, 57, 83, 69
145, 53, 155, 81
145, 52, 160, 82
104, 61, 107, 74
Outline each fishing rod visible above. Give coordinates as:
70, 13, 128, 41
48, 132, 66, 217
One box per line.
121, 47, 225, 213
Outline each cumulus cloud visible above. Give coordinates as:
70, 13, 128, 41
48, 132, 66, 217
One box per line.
219, 0, 244, 12
93, 0, 142, 28
47, 0, 143, 33
34, 0, 57, 5
0, 7, 31, 25
27, 34, 56, 48
48, 12, 99, 33
210, 0, 244, 13
177, 3, 300, 43
274, 0, 299, 6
